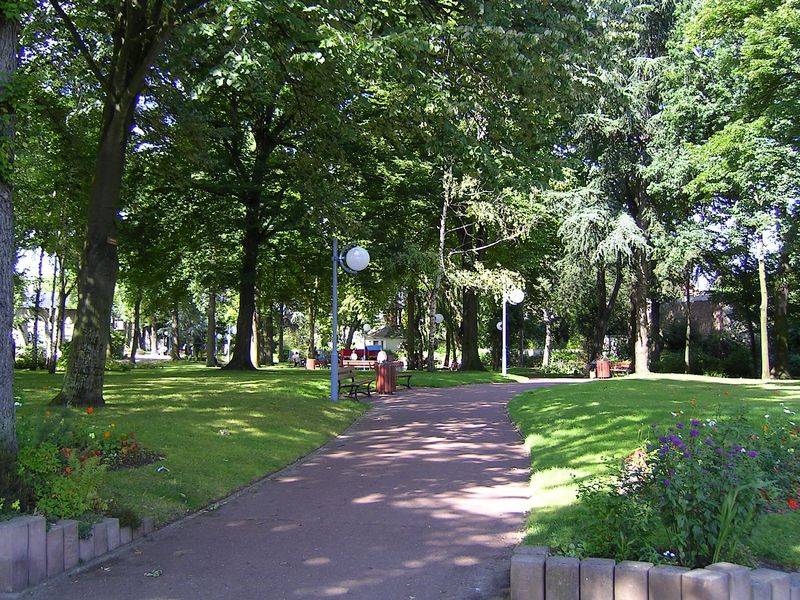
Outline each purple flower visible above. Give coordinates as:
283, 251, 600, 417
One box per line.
676, 423, 685, 430
659, 436, 668, 443
747, 450, 759, 458
690, 429, 700, 437
664, 479, 672, 486
704, 438, 714, 445
683, 451, 692, 458
715, 447, 724, 455
659, 445, 670, 455
691, 419, 701, 427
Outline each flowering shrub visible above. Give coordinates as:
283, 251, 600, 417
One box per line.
573, 405, 800, 568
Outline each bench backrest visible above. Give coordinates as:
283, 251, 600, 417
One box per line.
337, 368, 357, 381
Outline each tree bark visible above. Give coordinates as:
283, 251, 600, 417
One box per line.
130, 295, 141, 364
591, 259, 623, 360
460, 289, 484, 370
684, 274, 691, 374
52, 258, 69, 374
650, 298, 662, 371
169, 306, 181, 360
225, 199, 259, 370
263, 305, 274, 366
31, 248, 44, 370
149, 315, 158, 356
757, 234, 770, 380
772, 209, 794, 379
632, 248, 651, 374
0, 15, 17, 452
277, 303, 284, 362
206, 289, 218, 367
405, 288, 417, 369
542, 309, 553, 368
46, 255, 58, 373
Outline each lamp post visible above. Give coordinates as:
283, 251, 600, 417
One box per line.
501, 288, 524, 376
331, 238, 370, 402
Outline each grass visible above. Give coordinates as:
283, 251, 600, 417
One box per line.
13, 362, 511, 526
507, 374, 800, 568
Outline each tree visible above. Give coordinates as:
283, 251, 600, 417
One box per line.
49, 0, 206, 406
0, 1, 18, 453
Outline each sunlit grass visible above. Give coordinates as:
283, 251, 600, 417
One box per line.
508, 375, 800, 568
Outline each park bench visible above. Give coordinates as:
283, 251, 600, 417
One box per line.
337, 368, 375, 400
395, 369, 413, 389
610, 360, 632, 376
342, 359, 376, 370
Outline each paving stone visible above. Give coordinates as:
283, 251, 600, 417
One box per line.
752, 568, 791, 600
580, 557, 615, 600
21, 515, 46, 585
510, 552, 545, 600
615, 560, 653, 600
104, 518, 120, 551
119, 527, 132, 546
515, 545, 550, 556
142, 516, 155, 535
708, 562, 751, 600
57, 520, 79, 570
682, 569, 730, 600
91, 521, 108, 556
649, 565, 690, 600
790, 574, 800, 600
0, 517, 30, 592
79, 537, 94, 564
46, 523, 65, 578
545, 556, 580, 600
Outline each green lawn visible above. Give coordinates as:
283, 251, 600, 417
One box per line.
507, 375, 800, 568
13, 362, 510, 526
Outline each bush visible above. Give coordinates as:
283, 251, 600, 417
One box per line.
14, 347, 46, 370
573, 407, 800, 567
540, 349, 586, 376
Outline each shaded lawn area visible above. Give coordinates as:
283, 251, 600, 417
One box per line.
13, 363, 510, 526
508, 375, 800, 568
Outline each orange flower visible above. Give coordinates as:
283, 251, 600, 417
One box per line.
65, 466, 71, 474
86, 406, 94, 415
104, 431, 111, 439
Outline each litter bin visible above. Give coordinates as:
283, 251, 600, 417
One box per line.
375, 362, 397, 394
305, 358, 317, 370
596, 360, 611, 379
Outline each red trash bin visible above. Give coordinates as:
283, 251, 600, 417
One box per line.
596, 360, 611, 379
375, 362, 397, 394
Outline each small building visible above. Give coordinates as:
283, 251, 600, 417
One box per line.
363, 325, 404, 354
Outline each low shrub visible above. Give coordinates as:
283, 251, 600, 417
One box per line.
14, 347, 47, 370
540, 349, 586, 376
571, 406, 800, 567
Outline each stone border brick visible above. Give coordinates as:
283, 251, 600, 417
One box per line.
682, 568, 729, 600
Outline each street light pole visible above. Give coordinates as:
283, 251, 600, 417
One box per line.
502, 288, 525, 376
330, 238, 370, 402
330, 237, 339, 403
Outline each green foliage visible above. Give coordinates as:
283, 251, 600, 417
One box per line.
16, 442, 61, 499
14, 346, 46, 370
34, 455, 105, 520
540, 349, 586, 376
570, 408, 800, 567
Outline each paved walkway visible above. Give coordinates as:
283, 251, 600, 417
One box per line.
26, 381, 564, 600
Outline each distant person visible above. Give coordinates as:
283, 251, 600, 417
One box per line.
589, 352, 600, 378
376, 348, 388, 363
290, 350, 301, 367
350, 350, 358, 361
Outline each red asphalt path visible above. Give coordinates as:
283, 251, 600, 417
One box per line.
24, 381, 570, 600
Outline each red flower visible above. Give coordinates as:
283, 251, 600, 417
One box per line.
788, 498, 799, 510
64, 466, 71, 474
104, 431, 111, 439
86, 406, 94, 415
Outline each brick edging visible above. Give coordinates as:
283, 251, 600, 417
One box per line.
0, 514, 154, 593
510, 546, 800, 600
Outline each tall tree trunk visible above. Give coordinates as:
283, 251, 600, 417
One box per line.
251, 309, 260, 367
130, 295, 141, 364
684, 274, 691, 374
52, 260, 69, 374
169, 306, 181, 360
757, 233, 770, 380
0, 14, 18, 452
461, 289, 484, 370
31, 247, 44, 371
444, 324, 452, 367
277, 303, 284, 362
650, 299, 662, 371
772, 210, 794, 379
46, 255, 58, 373
344, 316, 357, 351
745, 314, 758, 377
263, 305, 274, 366
307, 298, 317, 359
542, 309, 553, 368
224, 198, 259, 370
632, 248, 651, 375
591, 258, 623, 360
149, 315, 158, 356
206, 289, 218, 367
405, 288, 417, 369
53, 97, 138, 406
